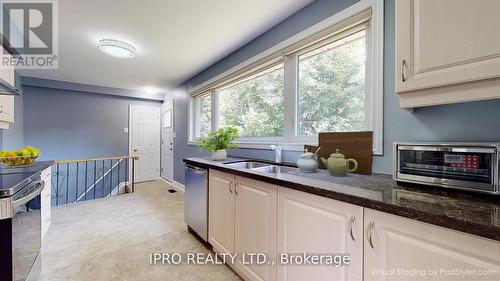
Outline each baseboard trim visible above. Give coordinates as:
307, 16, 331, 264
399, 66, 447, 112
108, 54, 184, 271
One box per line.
159, 177, 185, 192
172, 180, 185, 192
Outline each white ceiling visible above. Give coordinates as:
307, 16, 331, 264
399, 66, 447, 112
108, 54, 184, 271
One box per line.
20, 0, 313, 93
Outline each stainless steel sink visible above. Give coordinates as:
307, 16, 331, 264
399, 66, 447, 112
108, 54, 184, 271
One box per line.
252, 165, 298, 174
225, 161, 298, 174
225, 161, 270, 169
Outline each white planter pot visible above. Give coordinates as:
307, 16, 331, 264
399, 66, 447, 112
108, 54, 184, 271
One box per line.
212, 149, 227, 161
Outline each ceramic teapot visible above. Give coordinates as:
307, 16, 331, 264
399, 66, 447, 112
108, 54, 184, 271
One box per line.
321, 149, 358, 176
296, 151, 319, 173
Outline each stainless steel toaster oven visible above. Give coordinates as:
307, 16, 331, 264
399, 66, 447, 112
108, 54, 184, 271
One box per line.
394, 142, 500, 195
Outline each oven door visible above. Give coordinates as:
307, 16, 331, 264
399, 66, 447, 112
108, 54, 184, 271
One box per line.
397, 145, 497, 192
11, 180, 44, 281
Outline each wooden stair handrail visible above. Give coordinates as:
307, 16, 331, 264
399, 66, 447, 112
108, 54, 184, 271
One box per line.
54, 155, 139, 164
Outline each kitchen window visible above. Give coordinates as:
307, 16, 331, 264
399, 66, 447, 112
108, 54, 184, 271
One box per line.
297, 30, 367, 136
193, 93, 212, 138
218, 64, 284, 137
189, 1, 383, 154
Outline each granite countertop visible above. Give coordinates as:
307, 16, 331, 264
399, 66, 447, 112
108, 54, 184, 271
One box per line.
184, 157, 500, 242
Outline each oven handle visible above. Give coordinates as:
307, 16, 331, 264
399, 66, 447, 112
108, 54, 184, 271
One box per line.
12, 180, 45, 208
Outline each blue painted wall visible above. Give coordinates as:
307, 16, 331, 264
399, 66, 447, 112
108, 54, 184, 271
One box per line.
23, 84, 161, 162
174, 0, 500, 184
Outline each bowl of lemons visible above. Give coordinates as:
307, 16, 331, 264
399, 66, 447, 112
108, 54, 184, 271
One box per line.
0, 146, 41, 167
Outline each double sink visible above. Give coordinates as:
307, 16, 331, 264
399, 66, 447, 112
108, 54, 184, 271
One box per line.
225, 161, 298, 174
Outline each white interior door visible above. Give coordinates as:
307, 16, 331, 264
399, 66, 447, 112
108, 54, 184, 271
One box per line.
161, 101, 174, 181
130, 105, 161, 183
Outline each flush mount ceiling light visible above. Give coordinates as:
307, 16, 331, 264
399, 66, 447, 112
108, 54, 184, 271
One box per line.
98, 39, 137, 58
142, 86, 165, 95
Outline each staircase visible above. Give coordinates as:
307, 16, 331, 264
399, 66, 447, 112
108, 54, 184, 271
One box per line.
50, 156, 138, 206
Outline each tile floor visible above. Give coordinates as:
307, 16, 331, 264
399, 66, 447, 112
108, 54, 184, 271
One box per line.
40, 180, 241, 281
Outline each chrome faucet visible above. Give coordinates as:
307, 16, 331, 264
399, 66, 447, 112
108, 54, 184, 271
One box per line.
270, 140, 282, 163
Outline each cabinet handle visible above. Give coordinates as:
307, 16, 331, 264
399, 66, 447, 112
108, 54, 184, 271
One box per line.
234, 182, 239, 195
367, 221, 375, 249
229, 181, 233, 194
401, 60, 408, 82
348, 216, 356, 241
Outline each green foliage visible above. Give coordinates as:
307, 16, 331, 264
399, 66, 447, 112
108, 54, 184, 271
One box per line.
199, 127, 239, 152
198, 95, 212, 137
219, 67, 284, 137
298, 31, 366, 135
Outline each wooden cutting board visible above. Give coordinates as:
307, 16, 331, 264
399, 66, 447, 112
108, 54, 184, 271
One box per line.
305, 131, 373, 175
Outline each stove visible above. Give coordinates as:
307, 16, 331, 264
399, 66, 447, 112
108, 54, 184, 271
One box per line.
0, 172, 42, 198
0, 170, 45, 281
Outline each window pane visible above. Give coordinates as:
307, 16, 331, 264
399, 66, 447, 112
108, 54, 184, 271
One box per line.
196, 94, 212, 138
218, 65, 284, 137
297, 30, 366, 136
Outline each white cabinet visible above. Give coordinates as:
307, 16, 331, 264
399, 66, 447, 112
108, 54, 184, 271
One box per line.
277, 187, 363, 281
41, 166, 52, 241
395, 0, 500, 108
0, 96, 14, 124
208, 169, 235, 254
234, 176, 277, 281
208, 170, 278, 281
208, 171, 500, 281
364, 209, 500, 281
0, 45, 16, 129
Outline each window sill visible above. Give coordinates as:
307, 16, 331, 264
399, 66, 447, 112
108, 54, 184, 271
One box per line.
187, 140, 314, 152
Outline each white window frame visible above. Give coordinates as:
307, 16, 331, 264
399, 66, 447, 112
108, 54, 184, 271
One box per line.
188, 0, 384, 155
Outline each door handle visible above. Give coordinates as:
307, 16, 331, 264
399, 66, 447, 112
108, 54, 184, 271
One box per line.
12, 181, 44, 208
401, 59, 408, 82
367, 221, 375, 249
133, 149, 138, 152
348, 215, 356, 241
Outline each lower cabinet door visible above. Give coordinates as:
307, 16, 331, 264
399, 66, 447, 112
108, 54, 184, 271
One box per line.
364, 209, 500, 281
208, 170, 235, 254
277, 187, 363, 281
234, 176, 277, 281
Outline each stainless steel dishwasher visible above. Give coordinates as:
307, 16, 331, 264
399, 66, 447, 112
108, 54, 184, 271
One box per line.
184, 164, 208, 241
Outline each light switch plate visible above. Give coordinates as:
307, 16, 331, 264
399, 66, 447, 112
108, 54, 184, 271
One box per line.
124, 127, 129, 133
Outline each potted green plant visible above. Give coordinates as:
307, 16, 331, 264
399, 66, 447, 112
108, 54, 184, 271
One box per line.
199, 127, 238, 160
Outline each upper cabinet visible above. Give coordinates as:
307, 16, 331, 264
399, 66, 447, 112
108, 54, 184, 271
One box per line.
0, 45, 16, 129
395, 0, 500, 108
